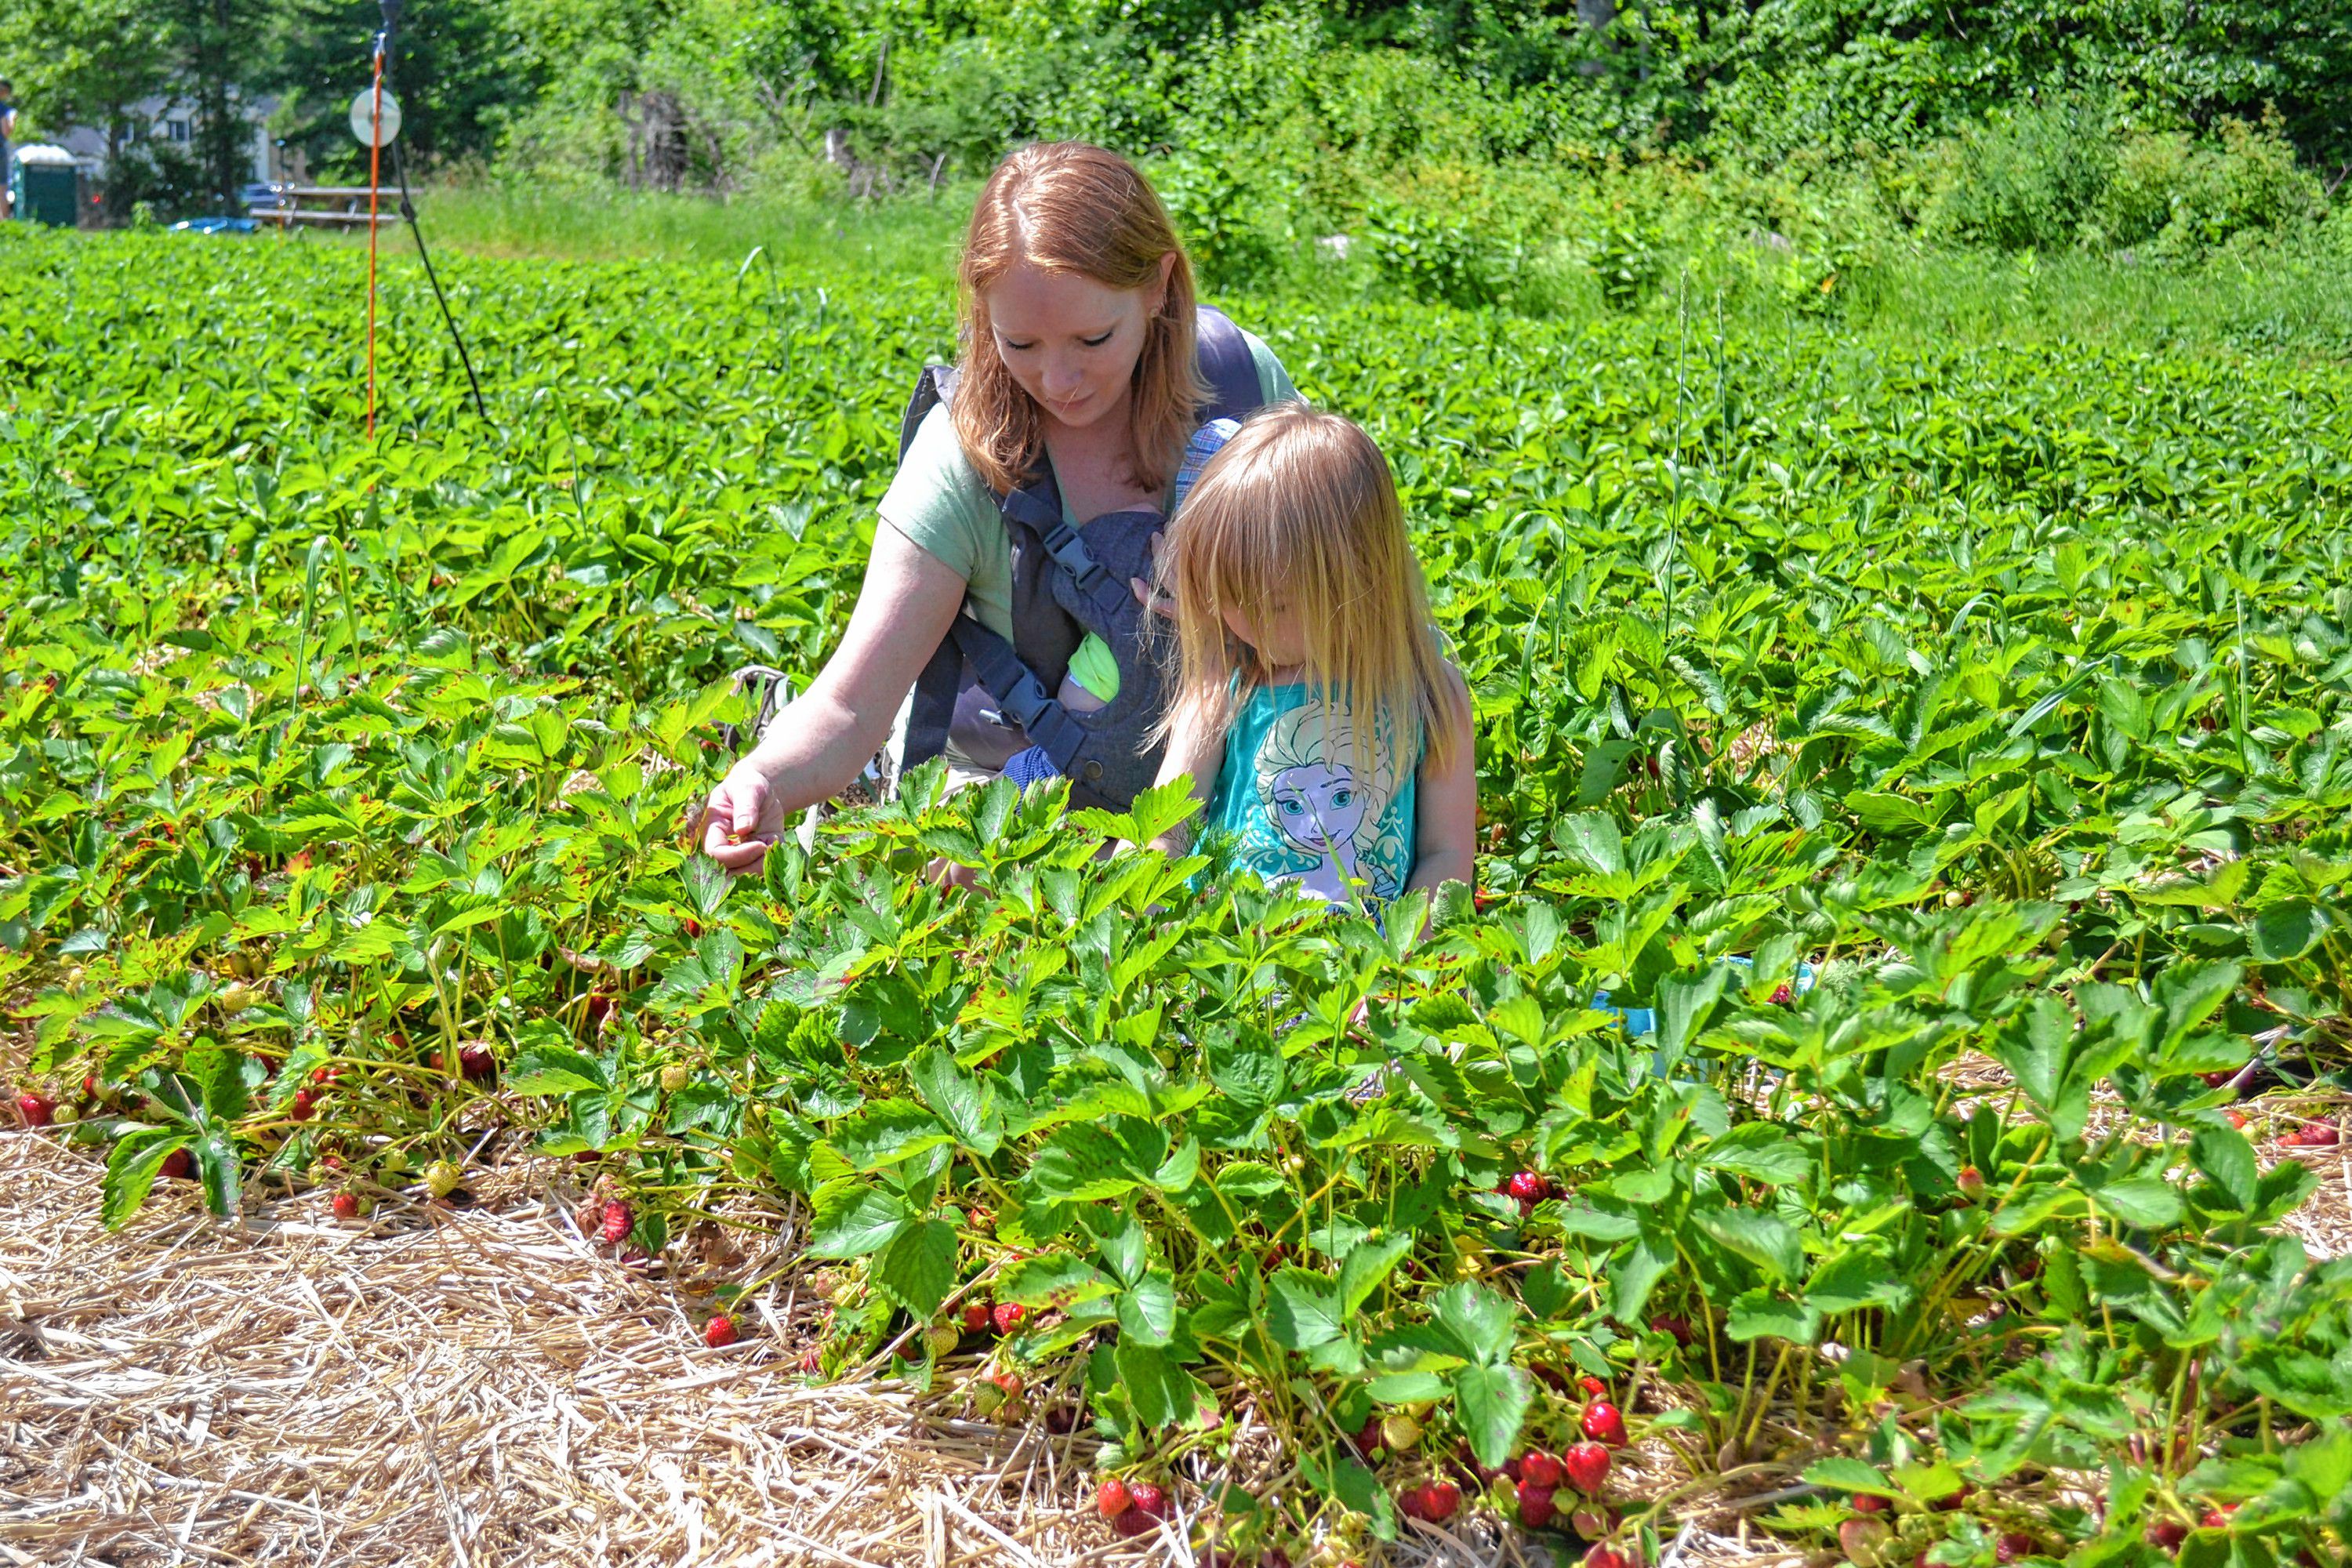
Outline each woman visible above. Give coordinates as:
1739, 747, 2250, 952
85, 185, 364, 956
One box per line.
698, 142, 1296, 873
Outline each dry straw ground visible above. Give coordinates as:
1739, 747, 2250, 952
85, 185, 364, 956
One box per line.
1, 1116, 2342, 1568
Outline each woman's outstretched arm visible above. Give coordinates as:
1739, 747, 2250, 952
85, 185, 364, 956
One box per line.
699, 524, 968, 871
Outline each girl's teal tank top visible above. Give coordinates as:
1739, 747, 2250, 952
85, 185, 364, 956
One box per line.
1202, 684, 1419, 909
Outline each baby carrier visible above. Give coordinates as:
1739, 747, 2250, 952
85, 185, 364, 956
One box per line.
894, 306, 1265, 811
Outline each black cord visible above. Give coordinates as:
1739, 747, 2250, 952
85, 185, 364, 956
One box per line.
389, 136, 491, 424
374, 9, 492, 426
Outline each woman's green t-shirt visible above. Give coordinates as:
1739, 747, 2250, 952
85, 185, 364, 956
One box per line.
876, 328, 1297, 641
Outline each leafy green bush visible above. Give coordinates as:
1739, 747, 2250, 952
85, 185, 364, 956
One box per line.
2097, 117, 2321, 256
1155, 153, 1289, 294
1361, 195, 1522, 309
1928, 96, 2117, 252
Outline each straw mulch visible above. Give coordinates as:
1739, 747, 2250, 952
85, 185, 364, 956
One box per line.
0, 1131, 1107, 1568
0, 1133, 1788, 1568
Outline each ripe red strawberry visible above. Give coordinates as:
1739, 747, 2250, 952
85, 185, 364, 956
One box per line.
583, 993, 614, 1030
992, 1301, 1025, 1334
82, 1074, 104, 1101
1095, 1479, 1132, 1519
1506, 1170, 1549, 1203
162, 1148, 194, 1180
1581, 1401, 1628, 1447
2201, 1068, 2242, 1089
459, 1044, 495, 1080
1769, 983, 1794, 1006
310, 1064, 339, 1086
1519, 1450, 1563, 1490
1649, 1312, 1695, 1347
1417, 1480, 1461, 1522
2199, 1508, 2231, 1529
962, 1301, 993, 1333
1957, 1165, 1986, 1200
1929, 1483, 1973, 1512
1518, 1479, 1558, 1530
1127, 1482, 1169, 1519
1562, 1442, 1611, 1494
1112, 1508, 1158, 1538
1852, 1493, 1889, 1514
2223, 1109, 2248, 1130
1584, 1548, 1631, 1568
2147, 1520, 2187, 1550
1994, 1534, 2034, 1563
2285, 1123, 2341, 1148
989, 1370, 1024, 1401
289, 1088, 317, 1121
601, 1198, 633, 1245
704, 1313, 738, 1348
1578, 1374, 1609, 1397
15, 1091, 53, 1127
330, 1192, 361, 1220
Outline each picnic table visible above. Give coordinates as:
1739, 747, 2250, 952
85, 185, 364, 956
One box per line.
250, 186, 397, 230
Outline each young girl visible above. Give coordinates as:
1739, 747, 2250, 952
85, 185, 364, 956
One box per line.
1147, 405, 1477, 911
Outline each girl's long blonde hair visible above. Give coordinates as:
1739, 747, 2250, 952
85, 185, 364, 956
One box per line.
952, 142, 1209, 496
1155, 403, 1465, 775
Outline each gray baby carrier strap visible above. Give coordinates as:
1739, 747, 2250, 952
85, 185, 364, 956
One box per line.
898, 305, 1264, 811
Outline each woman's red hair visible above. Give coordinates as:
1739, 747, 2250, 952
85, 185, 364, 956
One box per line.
953, 142, 1209, 496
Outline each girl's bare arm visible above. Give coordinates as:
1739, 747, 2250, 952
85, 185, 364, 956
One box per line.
1146, 704, 1228, 856
1406, 663, 1478, 898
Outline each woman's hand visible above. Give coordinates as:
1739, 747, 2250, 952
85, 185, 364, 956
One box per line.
699, 760, 786, 873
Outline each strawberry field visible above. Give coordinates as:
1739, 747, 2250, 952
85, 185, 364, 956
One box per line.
3, 226, 2350, 1567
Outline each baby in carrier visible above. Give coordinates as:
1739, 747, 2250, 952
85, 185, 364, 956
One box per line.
997, 418, 1237, 790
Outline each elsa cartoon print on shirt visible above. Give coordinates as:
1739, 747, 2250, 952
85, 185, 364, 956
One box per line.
1242, 702, 1413, 906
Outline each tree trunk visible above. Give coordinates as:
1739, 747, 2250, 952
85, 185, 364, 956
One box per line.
184, 0, 240, 207
1576, 0, 1616, 74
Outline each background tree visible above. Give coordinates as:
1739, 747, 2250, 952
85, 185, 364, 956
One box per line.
260, 0, 534, 178
0, 0, 176, 219
176, 0, 268, 207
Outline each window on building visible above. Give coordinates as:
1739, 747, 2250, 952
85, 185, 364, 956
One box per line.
165, 118, 191, 143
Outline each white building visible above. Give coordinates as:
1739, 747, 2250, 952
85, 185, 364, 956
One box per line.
47, 93, 300, 187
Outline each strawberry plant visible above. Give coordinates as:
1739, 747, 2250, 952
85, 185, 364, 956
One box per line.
2, 227, 2348, 1563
